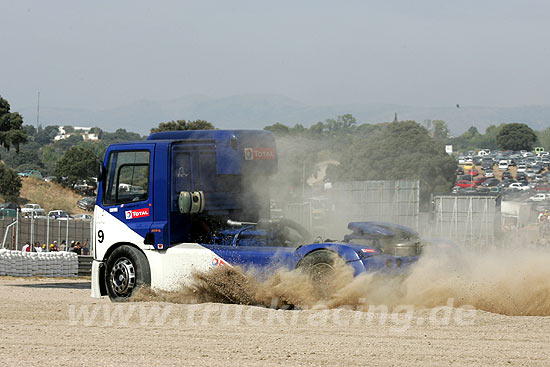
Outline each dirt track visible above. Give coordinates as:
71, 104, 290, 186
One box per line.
1, 277, 550, 366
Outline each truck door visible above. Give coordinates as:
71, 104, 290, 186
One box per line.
100, 147, 154, 240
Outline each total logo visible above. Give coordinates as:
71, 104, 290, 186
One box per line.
125, 208, 150, 220
211, 257, 228, 267
244, 147, 275, 160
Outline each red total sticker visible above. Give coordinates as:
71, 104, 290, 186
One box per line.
125, 208, 150, 219
244, 147, 275, 160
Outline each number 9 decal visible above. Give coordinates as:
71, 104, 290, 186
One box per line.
97, 230, 104, 243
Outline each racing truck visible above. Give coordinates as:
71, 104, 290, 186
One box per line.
91, 130, 423, 301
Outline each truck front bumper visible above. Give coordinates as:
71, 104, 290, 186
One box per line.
90, 260, 105, 298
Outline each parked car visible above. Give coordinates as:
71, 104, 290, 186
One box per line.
24, 209, 47, 219
77, 197, 96, 211
456, 180, 476, 188
465, 169, 479, 176
456, 167, 464, 175
0, 208, 17, 217
73, 213, 93, 221
484, 169, 494, 178
516, 164, 527, 173
0, 202, 20, 211
516, 172, 527, 181
463, 162, 475, 171
532, 165, 543, 174
502, 171, 513, 180
21, 203, 42, 214
472, 176, 488, 185
498, 160, 509, 170
48, 210, 72, 220
508, 182, 530, 191
481, 178, 500, 187
528, 193, 548, 202
536, 184, 550, 192
18, 169, 43, 179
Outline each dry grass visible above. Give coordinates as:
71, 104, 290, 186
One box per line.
18, 177, 87, 214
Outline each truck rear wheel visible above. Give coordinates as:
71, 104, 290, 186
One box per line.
298, 250, 337, 299
105, 245, 151, 302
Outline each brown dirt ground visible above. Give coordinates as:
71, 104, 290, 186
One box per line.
1, 277, 549, 367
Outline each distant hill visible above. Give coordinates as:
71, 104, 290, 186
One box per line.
17, 94, 550, 135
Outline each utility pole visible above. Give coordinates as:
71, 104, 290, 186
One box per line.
36, 91, 40, 128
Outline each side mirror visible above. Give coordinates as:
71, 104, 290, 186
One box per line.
178, 191, 205, 214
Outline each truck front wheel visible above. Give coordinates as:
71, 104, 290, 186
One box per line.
105, 245, 151, 301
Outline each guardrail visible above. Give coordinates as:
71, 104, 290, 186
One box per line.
78, 256, 93, 277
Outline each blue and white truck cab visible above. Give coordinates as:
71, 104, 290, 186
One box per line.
91, 130, 423, 301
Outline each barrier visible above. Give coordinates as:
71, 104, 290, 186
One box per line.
0, 216, 93, 253
0, 249, 78, 277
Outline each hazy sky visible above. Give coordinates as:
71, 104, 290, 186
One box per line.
2, 0, 549, 113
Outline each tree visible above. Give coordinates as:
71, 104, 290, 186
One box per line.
264, 123, 290, 135
329, 120, 457, 202
0, 164, 22, 201
35, 125, 59, 145
151, 119, 215, 133
324, 114, 357, 134
101, 128, 142, 143
23, 125, 37, 138
53, 134, 83, 151
2, 143, 44, 171
0, 96, 28, 153
41, 145, 60, 175
537, 128, 550, 151
496, 123, 537, 151
432, 120, 450, 140
54, 146, 100, 186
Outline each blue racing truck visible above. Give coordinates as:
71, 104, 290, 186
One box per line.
91, 130, 423, 301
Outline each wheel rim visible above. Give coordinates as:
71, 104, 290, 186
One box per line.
110, 257, 136, 297
310, 262, 334, 283
309, 262, 336, 299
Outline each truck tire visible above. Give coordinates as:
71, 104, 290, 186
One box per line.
105, 245, 151, 302
298, 250, 337, 298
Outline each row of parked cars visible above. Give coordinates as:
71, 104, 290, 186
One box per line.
453, 148, 550, 197
0, 203, 92, 220
458, 150, 550, 171
21, 204, 92, 220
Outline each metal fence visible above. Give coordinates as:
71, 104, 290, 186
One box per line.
285, 180, 420, 239
329, 180, 420, 229
428, 194, 501, 249
0, 214, 93, 252
281, 180, 531, 250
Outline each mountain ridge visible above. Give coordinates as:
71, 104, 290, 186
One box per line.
17, 94, 550, 136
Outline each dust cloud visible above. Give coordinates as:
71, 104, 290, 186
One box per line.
133, 245, 550, 316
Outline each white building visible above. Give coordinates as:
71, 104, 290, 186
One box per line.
54, 126, 99, 141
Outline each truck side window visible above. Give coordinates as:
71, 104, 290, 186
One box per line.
104, 151, 150, 205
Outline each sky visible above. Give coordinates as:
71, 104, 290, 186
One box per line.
1, 0, 550, 115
